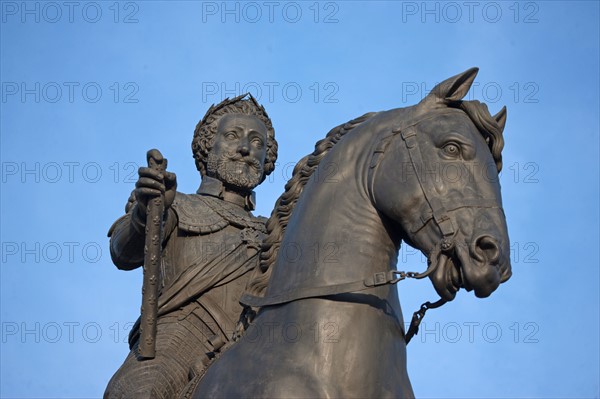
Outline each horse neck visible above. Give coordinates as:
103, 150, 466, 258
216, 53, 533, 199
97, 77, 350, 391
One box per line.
266, 123, 402, 297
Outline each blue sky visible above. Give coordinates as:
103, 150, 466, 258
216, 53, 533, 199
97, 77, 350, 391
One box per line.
1, 1, 598, 398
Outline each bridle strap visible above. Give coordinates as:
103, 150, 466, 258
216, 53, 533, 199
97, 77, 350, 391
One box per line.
406, 200, 503, 234
399, 126, 456, 239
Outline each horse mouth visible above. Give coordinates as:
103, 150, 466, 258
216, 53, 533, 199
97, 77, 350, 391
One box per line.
429, 241, 509, 301
430, 251, 464, 301
445, 254, 462, 293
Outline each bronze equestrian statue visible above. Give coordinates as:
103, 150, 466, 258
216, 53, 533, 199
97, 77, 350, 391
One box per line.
190, 68, 512, 398
104, 94, 278, 398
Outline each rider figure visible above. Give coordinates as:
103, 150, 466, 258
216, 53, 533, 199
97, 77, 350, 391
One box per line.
104, 94, 278, 399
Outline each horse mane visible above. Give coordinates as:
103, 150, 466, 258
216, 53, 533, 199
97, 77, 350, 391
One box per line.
245, 112, 377, 297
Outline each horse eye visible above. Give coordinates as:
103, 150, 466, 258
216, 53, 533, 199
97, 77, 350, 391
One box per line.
443, 143, 460, 157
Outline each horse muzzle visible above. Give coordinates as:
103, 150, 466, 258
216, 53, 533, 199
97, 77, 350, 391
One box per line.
461, 233, 511, 298
429, 233, 511, 301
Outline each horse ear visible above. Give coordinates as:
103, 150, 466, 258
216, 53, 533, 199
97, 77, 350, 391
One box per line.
493, 106, 507, 133
422, 67, 479, 104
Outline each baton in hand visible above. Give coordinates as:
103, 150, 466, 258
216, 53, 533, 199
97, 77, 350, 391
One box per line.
139, 149, 166, 359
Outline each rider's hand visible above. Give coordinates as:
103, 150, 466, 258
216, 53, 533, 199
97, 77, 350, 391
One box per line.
134, 167, 177, 219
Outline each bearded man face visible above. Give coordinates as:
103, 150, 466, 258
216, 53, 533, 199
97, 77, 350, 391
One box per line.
207, 113, 268, 191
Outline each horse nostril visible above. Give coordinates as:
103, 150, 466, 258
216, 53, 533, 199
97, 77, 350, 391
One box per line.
475, 235, 500, 264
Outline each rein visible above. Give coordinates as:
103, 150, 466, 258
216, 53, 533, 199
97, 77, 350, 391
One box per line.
239, 253, 446, 344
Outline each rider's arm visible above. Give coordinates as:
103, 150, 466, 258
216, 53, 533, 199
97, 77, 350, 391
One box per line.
107, 204, 177, 270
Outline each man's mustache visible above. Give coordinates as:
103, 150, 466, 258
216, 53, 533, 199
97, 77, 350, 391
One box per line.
223, 152, 262, 170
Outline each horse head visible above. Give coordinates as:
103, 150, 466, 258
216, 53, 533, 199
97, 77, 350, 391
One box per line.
372, 67, 511, 301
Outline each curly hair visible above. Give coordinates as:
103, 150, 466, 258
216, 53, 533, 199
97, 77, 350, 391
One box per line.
191, 93, 278, 182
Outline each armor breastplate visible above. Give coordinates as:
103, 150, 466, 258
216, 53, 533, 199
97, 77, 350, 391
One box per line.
159, 192, 266, 308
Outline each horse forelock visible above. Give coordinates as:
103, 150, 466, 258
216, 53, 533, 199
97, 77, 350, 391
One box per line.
412, 100, 505, 172
454, 100, 505, 172
244, 112, 378, 297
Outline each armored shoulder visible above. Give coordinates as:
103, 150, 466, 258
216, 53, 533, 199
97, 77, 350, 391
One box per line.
171, 192, 267, 235
171, 192, 229, 234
